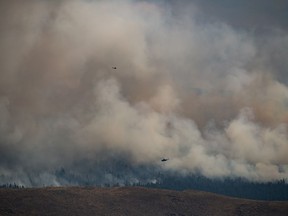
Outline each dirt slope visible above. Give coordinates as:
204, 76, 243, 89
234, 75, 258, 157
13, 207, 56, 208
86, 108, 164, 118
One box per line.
0, 187, 287, 216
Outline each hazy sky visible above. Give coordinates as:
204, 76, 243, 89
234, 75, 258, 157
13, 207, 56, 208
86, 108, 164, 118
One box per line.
0, 0, 288, 186
170, 0, 288, 29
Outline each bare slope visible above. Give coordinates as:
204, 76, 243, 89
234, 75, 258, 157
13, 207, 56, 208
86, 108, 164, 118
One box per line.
0, 187, 287, 216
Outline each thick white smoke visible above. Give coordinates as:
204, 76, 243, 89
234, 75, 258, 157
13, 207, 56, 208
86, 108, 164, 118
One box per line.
0, 0, 287, 186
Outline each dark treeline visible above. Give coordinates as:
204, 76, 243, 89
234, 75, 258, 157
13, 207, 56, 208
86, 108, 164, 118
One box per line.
2, 164, 287, 201
54, 165, 288, 201
0, 183, 24, 189
140, 174, 288, 201
1, 175, 288, 201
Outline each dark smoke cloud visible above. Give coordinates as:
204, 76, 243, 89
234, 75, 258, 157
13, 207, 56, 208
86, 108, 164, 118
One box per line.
0, 0, 287, 186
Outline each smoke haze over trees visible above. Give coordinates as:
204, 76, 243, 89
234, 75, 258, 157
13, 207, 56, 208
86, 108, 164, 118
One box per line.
0, 0, 288, 187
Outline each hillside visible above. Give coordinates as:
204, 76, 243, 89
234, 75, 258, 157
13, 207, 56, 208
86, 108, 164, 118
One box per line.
0, 187, 288, 216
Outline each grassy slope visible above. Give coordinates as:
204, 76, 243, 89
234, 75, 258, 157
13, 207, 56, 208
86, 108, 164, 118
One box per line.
0, 187, 288, 216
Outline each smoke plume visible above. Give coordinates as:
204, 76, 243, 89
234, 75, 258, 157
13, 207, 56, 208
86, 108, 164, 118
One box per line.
0, 0, 287, 186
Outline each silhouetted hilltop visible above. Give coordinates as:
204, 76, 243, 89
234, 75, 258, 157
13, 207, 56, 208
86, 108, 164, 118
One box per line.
0, 187, 287, 216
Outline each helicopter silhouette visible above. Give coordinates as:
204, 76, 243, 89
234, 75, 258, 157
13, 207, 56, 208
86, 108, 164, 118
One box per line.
161, 158, 169, 162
